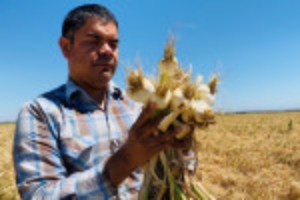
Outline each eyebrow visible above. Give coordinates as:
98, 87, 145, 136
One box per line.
85, 33, 119, 43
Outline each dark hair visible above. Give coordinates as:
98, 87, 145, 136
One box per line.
62, 4, 118, 42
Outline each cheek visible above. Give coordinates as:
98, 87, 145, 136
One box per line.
73, 50, 96, 67
68, 55, 90, 75
72, 46, 94, 58
113, 52, 119, 71
114, 51, 119, 63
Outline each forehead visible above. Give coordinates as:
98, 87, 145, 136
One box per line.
75, 17, 118, 37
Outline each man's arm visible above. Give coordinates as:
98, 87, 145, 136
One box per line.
14, 101, 181, 199
13, 102, 118, 199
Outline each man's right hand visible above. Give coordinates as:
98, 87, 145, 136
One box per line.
104, 102, 182, 186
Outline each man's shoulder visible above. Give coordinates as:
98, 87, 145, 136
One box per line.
42, 84, 67, 101
20, 84, 67, 116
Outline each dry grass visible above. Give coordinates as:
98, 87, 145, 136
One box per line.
195, 111, 300, 200
0, 112, 300, 199
0, 122, 19, 200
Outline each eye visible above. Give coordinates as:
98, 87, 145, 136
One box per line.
86, 40, 99, 46
109, 40, 119, 50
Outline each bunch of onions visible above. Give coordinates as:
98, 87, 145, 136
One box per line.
126, 37, 217, 200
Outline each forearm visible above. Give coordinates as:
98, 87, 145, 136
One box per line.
104, 146, 137, 186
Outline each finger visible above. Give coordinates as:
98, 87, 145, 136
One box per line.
135, 102, 171, 129
136, 109, 172, 140
136, 112, 171, 141
147, 130, 181, 153
139, 115, 182, 142
146, 138, 171, 155
145, 130, 175, 146
168, 124, 184, 137
133, 102, 157, 128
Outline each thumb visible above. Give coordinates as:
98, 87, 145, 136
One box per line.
134, 102, 157, 128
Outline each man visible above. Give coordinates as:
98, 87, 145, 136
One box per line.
13, 4, 187, 199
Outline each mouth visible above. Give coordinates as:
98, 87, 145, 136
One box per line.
94, 62, 113, 67
93, 63, 115, 74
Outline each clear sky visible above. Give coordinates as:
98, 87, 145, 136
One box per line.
1, 0, 300, 121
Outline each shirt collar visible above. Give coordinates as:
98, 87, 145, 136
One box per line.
65, 79, 118, 112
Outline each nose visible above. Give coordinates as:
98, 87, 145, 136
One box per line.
98, 42, 113, 55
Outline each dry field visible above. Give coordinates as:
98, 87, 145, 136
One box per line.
196, 111, 300, 200
0, 122, 19, 200
0, 111, 299, 200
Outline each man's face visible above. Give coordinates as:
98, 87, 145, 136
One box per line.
61, 17, 119, 89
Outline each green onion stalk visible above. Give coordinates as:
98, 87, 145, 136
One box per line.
126, 37, 218, 200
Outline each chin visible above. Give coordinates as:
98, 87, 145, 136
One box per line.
95, 77, 111, 88
101, 72, 114, 80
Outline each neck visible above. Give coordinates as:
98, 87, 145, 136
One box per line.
71, 78, 109, 110
86, 86, 108, 110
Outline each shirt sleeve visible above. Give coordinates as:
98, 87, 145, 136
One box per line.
13, 102, 118, 200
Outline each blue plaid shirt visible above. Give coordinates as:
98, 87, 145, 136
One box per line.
14, 80, 143, 199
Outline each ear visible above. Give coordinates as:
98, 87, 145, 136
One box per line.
59, 37, 71, 58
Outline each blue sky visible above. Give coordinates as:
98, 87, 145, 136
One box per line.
1, 0, 300, 121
